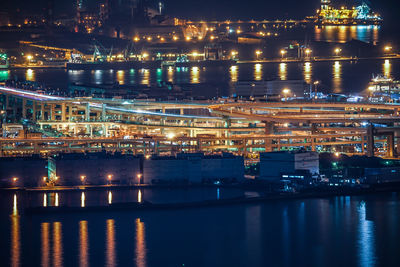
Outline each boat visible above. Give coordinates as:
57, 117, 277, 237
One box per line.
367, 74, 400, 102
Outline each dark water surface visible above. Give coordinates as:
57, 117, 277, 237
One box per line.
1, 189, 400, 267
1, 58, 399, 98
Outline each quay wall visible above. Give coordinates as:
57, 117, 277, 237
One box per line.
0, 152, 245, 187
0, 156, 48, 187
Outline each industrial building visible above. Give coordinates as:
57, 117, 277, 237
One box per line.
143, 153, 245, 184
259, 151, 319, 182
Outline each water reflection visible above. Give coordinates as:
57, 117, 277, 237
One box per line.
55, 193, 59, 207
79, 221, 89, 267
254, 64, 262, 81
81, 192, 86, 208
332, 61, 342, 93
314, 25, 380, 43
53, 222, 63, 267
106, 219, 116, 266
41, 223, 50, 267
135, 218, 146, 267
0, 70, 10, 81
383, 60, 391, 78
190, 67, 200, 84
108, 191, 112, 204
43, 193, 47, 207
358, 201, 376, 267
279, 63, 287, 80
230, 65, 238, 82
167, 67, 174, 82
140, 69, 150, 86
26, 69, 35, 81
138, 189, 142, 203
303, 62, 312, 84
116, 70, 125, 85
11, 194, 20, 267
93, 70, 102, 84
156, 68, 162, 83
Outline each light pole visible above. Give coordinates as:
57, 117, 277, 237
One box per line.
305, 49, 312, 60
280, 49, 287, 60
255, 50, 262, 60
334, 48, 342, 57
384, 46, 393, 54
313, 80, 319, 100
282, 88, 290, 101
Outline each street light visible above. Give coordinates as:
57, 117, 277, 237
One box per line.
192, 51, 198, 61
280, 49, 287, 59
305, 49, 312, 58
384, 46, 392, 53
255, 50, 262, 60
80, 175, 86, 184
231, 51, 238, 59
142, 53, 149, 60
334, 48, 342, 57
282, 88, 290, 101
137, 173, 142, 184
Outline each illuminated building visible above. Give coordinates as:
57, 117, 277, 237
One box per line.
317, 0, 382, 25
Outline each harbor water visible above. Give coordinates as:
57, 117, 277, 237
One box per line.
1, 189, 400, 266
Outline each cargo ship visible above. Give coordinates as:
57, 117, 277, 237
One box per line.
313, 1, 382, 26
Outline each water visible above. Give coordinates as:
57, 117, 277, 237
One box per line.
1, 189, 400, 267
1, 58, 399, 98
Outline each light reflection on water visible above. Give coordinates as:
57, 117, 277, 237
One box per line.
106, 219, 116, 267
358, 201, 376, 267
279, 63, 287, 80
79, 221, 89, 267
16, 59, 400, 96
2, 190, 399, 266
41, 222, 50, 267
383, 60, 391, 78
332, 61, 342, 93
135, 218, 146, 267
53, 222, 63, 267
314, 25, 380, 44
303, 62, 312, 84
10, 194, 19, 267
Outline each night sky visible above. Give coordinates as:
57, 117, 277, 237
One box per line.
1, 0, 399, 22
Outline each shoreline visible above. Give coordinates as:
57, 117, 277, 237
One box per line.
5, 55, 400, 70
22, 182, 400, 215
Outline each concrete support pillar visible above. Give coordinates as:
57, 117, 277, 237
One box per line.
396, 138, 400, 156
387, 133, 395, 158
366, 123, 374, 157
22, 98, 27, 119
50, 104, 55, 121
32, 101, 37, 121
264, 121, 274, 135
61, 103, 66, 121
102, 104, 106, 121
311, 123, 318, 134
5, 95, 9, 109
85, 103, 90, 122
40, 103, 45, 120
68, 105, 72, 121
162, 106, 165, 114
